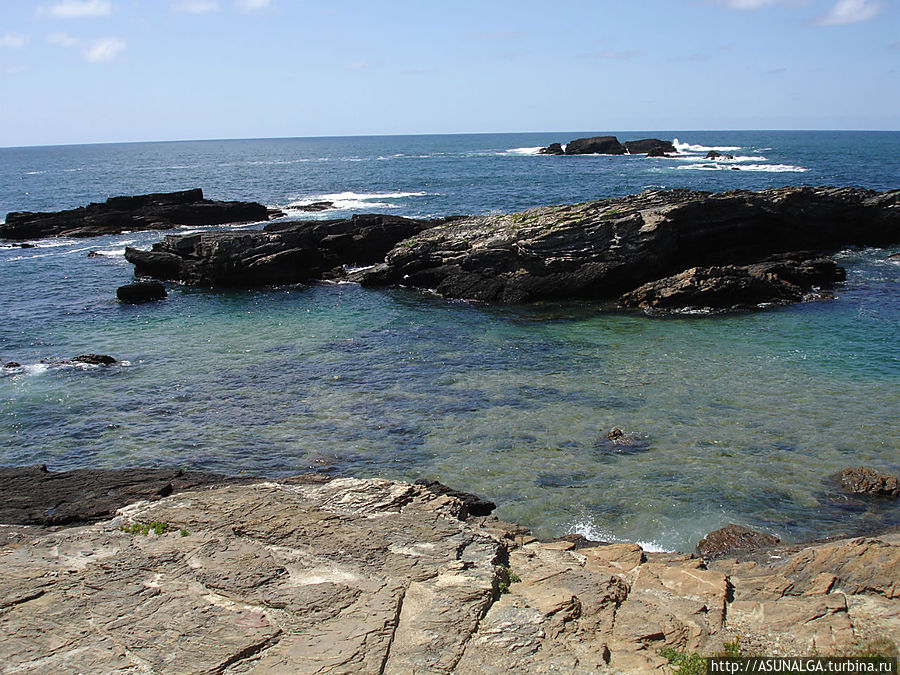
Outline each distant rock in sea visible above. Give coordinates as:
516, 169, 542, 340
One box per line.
537, 135, 676, 156
1, 188, 274, 240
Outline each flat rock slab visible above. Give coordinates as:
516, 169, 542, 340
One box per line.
1, 478, 899, 674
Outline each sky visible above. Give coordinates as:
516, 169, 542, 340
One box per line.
0, 0, 898, 146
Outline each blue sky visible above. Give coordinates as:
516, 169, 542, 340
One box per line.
0, 0, 898, 146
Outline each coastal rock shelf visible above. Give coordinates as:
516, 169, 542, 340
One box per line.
0, 188, 275, 239
1, 476, 898, 673
125, 186, 900, 312
538, 135, 676, 156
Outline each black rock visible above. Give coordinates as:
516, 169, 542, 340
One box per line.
117, 281, 167, 304
3, 361, 22, 368
646, 148, 670, 158
1, 188, 272, 240
594, 428, 652, 454
294, 201, 334, 212
564, 136, 626, 155
706, 150, 734, 160
72, 354, 117, 365
0, 465, 251, 526
625, 139, 677, 155
538, 143, 565, 155
414, 479, 496, 517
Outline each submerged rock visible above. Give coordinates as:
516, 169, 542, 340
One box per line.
595, 427, 652, 454
706, 150, 735, 160
3, 361, 22, 369
835, 467, 900, 498
293, 201, 334, 212
1, 188, 272, 240
117, 281, 167, 304
697, 524, 781, 559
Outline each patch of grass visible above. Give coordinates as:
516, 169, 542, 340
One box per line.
722, 638, 742, 657
660, 647, 706, 675
120, 521, 179, 536
497, 565, 521, 595
841, 637, 899, 658
600, 208, 622, 220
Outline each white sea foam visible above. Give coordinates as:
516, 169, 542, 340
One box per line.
285, 191, 429, 213
506, 146, 543, 155
24, 171, 45, 176
90, 248, 127, 257
673, 138, 743, 153
676, 162, 807, 173
567, 520, 672, 553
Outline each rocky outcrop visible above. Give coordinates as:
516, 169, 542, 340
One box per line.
835, 467, 900, 498
359, 187, 899, 307
538, 142, 565, 155
537, 136, 676, 156
564, 135, 627, 155
697, 524, 781, 559
706, 151, 735, 160
619, 256, 846, 312
71, 354, 117, 366
1, 475, 898, 673
125, 213, 457, 287
1, 188, 274, 240
117, 281, 167, 303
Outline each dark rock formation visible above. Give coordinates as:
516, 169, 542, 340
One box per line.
0, 465, 250, 526
3, 362, 22, 369
706, 151, 735, 160
538, 143, 565, 155
414, 479, 496, 517
293, 201, 334, 212
125, 213, 457, 287
697, 524, 780, 559
564, 136, 626, 155
624, 139, 677, 155
117, 281, 167, 304
646, 148, 670, 158
835, 467, 900, 498
72, 354, 117, 366
594, 428, 652, 454
1, 189, 272, 240
619, 256, 846, 311
358, 187, 898, 307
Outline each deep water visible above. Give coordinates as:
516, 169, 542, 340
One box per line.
1, 131, 898, 552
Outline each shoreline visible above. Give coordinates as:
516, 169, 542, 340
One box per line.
1, 468, 897, 672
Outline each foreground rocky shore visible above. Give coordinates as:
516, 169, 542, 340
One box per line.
1, 468, 898, 674
124, 186, 900, 312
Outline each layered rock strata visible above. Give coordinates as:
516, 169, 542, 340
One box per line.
1, 188, 274, 240
1, 476, 898, 674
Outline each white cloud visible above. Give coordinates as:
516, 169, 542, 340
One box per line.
47, 32, 80, 47
83, 36, 125, 62
235, 0, 270, 12
816, 0, 885, 25
43, 0, 113, 19
0, 34, 30, 49
172, 1, 220, 13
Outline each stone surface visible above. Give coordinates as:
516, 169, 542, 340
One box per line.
359, 187, 897, 307
835, 467, 900, 498
125, 213, 457, 287
564, 135, 627, 155
117, 280, 167, 303
624, 139, 677, 155
538, 142, 564, 155
71, 353, 117, 365
1, 188, 272, 240
2, 475, 898, 673
697, 524, 781, 559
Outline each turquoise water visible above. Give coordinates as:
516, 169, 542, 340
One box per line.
1, 132, 898, 551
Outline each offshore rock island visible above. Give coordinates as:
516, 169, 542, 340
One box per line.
122, 186, 900, 312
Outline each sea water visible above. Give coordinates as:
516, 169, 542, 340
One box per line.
1, 131, 898, 552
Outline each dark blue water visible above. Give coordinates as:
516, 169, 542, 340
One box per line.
1, 132, 898, 551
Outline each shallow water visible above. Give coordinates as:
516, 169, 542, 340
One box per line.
1, 132, 899, 551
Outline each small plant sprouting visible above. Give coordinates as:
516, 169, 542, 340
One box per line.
497, 565, 521, 595
120, 521, 180, 536
722, 637, 742, 657
660, 647, 706, 675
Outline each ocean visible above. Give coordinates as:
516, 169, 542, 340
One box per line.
1, 131, 898, 552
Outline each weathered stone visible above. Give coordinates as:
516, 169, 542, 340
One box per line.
697, 524, 781, 559
706, 150, 735, 160
625, 139, 677, 155
538, 142, 564, 155
564, 135, 626, 155
1, 188, 272, 240
835, 467, 900, 498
